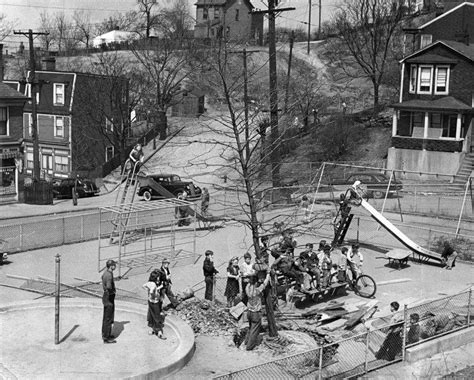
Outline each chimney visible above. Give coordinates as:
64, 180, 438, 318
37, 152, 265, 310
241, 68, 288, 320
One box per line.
42, 56, 56, 71
0, 44, 4, 81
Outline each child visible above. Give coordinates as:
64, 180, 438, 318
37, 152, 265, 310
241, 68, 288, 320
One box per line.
301, 195, 310, 224
224, 256, 240, 307
320, 246, 332, 288
407, 313, 421, 344
240, 253, 254, 305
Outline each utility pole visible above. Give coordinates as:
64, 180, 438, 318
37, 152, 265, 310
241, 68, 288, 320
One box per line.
14, 29, 48, 182
253, 2, 294, 191
284, 31, 295, 113
307, 0, 312, 54
318, 0, 322, 39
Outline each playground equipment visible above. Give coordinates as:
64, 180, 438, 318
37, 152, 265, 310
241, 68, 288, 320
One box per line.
333, 186, 443, 265
98, 199, 198, 277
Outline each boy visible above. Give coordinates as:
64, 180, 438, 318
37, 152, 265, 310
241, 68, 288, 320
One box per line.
203, 250, 218, 301
240, 253, 254, 304
320, 246, 332, 288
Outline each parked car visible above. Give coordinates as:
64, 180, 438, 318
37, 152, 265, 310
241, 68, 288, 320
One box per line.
52, 177, 100, 199
137, 173, 202, 201
328, 171, 403, 199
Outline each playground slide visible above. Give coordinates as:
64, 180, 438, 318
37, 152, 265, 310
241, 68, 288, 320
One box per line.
360, 200, 442, 263
182, 205, 222, 223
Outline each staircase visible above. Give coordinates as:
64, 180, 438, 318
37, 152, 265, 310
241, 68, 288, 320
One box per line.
448, 153, 474, 192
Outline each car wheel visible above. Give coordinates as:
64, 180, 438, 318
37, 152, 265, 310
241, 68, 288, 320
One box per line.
143, 190, 152, 201
373, 191, 385, 199
175, 190, 185, 198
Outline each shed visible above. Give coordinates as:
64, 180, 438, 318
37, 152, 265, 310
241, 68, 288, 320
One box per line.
171, 89, 206, 117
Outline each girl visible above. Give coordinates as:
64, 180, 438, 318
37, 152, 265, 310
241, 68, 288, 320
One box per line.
143, 270, 166, 339
224, 256, 240, 307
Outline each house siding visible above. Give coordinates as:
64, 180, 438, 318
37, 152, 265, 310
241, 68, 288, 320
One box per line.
420, 6, 474, 44
402, 46, 474, 105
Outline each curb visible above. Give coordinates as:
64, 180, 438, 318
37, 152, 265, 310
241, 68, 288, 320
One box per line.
0, 298, 195, 379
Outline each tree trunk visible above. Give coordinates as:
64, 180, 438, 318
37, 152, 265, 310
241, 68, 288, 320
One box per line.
264, 286, 278, 337
157, 110, 167, 140
373, 79, 379, 115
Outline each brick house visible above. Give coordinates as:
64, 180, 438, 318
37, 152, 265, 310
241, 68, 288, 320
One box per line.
194, 0, 264, 44
8, 58, 129, 180
387, 40, 474, 180
0, 81, 28, 203
404, 2, 474, 54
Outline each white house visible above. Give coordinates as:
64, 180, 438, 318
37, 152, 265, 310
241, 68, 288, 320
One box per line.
92, 30, 139, 48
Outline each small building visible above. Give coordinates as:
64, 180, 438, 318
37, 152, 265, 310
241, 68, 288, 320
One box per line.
388, 40, 474, 181
171, 89, 205, 117
194, 0, 264, 44
0, 79, 28, 203
92, 30, 139, 48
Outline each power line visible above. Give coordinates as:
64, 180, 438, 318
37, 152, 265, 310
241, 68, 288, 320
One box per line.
0, 2, 134, 13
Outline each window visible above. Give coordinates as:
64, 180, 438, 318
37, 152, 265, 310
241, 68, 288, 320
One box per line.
105, 146, 114, 161
420, 34, 432, 48
418, 66, 433, 94
54, 83, 65, 105
42, 154, 53, 171
26, 113, 33, 136
0, 107, 7, 136
235, 9, 239, 21
105, 118, 114, 132
442, 115, 458, 138
435, 66, 449, 94
214, 8, 220, 18
409, 65, 417, 93
54, 155, 69, 172
26, 152, 34, 169
209, 7, 214, 19
25, 84, 40, 104
54, 116, 64, 137
203, 8, 208, 20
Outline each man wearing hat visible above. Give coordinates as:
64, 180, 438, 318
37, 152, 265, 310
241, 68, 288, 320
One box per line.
158, 258, 179, 309
102, 259, 117, 343
203, 250, 218, 301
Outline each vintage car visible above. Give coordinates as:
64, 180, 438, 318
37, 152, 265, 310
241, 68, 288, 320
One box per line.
137, 173, 202, 201
52, 177, 100, 198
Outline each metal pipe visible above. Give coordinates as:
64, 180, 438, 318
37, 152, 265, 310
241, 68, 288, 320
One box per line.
55, 253, 61, 345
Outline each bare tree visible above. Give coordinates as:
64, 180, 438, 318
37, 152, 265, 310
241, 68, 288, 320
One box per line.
136, 0, 160, 38
156, 0, 194, 40
0, 13, 16, 41
130, 37, 199, 140
96, 11, 139, 35
329, 0, 404, 111
73, 11, 94, 49
38, 11, 55, 51
54, 12, 72, 52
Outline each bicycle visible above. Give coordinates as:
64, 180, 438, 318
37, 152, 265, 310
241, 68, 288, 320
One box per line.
333, 264, 377, 298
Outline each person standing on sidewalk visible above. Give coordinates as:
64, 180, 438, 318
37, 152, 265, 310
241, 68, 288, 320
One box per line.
203, 250, 218, 301
143, 270, 166, 339
245, 271, 271, 350
158, 258, 179, 309
102, 259, 117, 344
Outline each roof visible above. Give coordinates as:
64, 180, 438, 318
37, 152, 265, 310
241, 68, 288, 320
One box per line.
195, 0, 255, 9
391, 96, 474, 112
405, 53, 459, 64
417, 2, 474, 30
401, 40, 474, 63
0, 82, 27, 100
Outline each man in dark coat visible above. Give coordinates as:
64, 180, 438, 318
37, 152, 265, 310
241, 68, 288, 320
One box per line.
102, 259, 117, 343
203, 250, 218, 301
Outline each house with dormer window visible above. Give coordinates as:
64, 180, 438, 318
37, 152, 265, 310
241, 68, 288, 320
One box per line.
387, 40, 474, 180
194, 0, 263, 44
7, 57, 129, 180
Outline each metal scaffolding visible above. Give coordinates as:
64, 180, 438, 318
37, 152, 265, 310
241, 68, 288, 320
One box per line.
98, 198, 197, 277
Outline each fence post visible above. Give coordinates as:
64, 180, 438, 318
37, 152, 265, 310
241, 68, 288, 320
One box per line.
468, 288, 472, 327
318, 345, 324, 380
357, 217, 360, 243
364, 330, 370, 373
402, 304, 408, 361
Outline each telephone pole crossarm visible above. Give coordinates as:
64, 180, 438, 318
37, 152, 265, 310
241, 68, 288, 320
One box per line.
251, 7, 295, 15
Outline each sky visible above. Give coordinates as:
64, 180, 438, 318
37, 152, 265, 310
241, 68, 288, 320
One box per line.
0, 0, 339, 52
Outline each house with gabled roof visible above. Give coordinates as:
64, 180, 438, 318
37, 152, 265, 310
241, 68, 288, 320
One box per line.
387, 40, 474, 182
194, 0, 263, 44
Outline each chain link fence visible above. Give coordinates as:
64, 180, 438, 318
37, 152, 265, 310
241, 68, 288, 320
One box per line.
214, 289, 473, 379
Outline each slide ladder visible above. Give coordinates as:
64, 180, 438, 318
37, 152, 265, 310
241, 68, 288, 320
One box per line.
109, 160, 141, 244
332, 198, 353, 246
